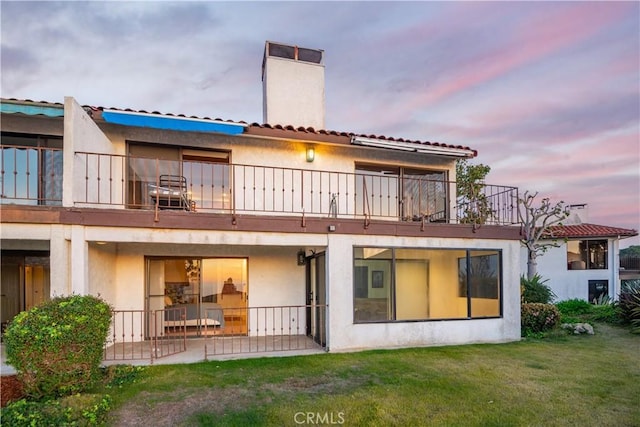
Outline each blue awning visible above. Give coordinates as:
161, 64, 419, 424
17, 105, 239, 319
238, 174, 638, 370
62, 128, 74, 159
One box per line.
102, 110, 247, 135
1, 102, 64, 117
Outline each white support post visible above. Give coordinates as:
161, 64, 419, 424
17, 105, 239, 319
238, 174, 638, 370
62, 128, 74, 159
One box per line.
70, 225, 89, 295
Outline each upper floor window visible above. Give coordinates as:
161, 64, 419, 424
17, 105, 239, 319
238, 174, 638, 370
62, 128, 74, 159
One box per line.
0, 132, 63, 205
567, 240, 608, 270
355, 164, 447, 221
127, 143, 229, 211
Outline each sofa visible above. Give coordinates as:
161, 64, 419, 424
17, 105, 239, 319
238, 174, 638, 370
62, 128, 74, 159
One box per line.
164, 303, 225, 328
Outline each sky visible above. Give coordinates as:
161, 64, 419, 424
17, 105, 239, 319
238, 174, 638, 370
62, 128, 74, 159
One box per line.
2, 1, 639, 247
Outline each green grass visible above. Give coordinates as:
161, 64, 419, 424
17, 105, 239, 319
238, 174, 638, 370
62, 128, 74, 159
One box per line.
106, 324, 639, 426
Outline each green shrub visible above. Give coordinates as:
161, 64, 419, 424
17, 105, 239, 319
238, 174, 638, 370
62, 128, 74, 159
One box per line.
521, 303, 560, 336
521, 274, 556, 304
619, 282, 640, 332
0, 394, 111, 427
590, 303, 622, 324
3, 294, 112, 399
556, 299, 592, 317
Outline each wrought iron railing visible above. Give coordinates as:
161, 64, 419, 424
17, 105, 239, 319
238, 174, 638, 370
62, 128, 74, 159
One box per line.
0, 148, 519, 225
620, 255, 640, 271
103, 305, 326, 362
203, 304, 327, 358
103, 308, 186, 363
73, 152, 519, 225
0, 144, 63, 205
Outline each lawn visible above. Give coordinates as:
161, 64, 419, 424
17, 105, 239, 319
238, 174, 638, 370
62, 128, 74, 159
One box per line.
107, 324, 639, 426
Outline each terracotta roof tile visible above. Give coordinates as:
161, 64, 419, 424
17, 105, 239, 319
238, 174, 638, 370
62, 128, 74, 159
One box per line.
544, 223, 638, 239
2, 98, 476, 154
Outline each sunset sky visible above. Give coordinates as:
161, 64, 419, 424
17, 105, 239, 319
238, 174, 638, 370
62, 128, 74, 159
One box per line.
2, 1, 638, 246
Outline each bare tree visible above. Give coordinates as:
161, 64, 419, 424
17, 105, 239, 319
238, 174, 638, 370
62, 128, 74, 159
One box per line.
518, 190, 569, 279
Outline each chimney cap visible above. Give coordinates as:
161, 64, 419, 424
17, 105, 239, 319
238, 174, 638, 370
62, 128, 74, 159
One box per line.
262, 41, 324, 80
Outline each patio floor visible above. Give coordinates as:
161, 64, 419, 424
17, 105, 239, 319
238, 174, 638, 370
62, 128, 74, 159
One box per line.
103, 334, 326, 366
1, 335, 325, 375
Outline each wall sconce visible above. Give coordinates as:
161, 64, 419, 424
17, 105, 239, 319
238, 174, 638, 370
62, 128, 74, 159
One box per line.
306, 147, 315, 162
297, 250, 306, 265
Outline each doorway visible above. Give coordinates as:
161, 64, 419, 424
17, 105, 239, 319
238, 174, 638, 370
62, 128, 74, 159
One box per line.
146, 257, 248, 337
306, 252, 326, 346
0, 251, 50, 332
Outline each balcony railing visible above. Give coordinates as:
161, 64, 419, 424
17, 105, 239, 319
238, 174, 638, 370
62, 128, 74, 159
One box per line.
103, 305, 326, 362
620, 255, 640, 271
75, 151, 519, 225
0, 144, 63, 205
0, 147, 519, 225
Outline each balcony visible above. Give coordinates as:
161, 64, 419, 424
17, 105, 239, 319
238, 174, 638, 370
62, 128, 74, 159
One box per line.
1, 147, 519, 226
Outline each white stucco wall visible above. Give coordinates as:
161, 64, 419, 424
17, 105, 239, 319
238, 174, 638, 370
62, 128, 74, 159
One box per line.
520, 239, 619, 302
64, 97, 124, 208
326, 234, 521, 351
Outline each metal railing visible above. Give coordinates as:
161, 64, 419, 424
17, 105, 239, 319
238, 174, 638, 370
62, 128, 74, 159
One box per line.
103, 308, 186, 363
102, 305, 327, 362
0, 147, 518, 225
73, 152, 519, 225
204, 304, 327, 358
0, 144, 63, 205
620, 255, 640, 271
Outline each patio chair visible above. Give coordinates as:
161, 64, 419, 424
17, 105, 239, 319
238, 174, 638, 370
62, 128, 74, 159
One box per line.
148, 174, 193, 211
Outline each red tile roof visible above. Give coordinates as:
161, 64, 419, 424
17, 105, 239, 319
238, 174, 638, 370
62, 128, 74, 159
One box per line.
544, 223, 638, 239
1, 98, 477, 156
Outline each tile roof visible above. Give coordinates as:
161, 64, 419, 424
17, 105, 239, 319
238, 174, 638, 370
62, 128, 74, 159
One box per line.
544, 223, 638, 239
1, 98, 476, 155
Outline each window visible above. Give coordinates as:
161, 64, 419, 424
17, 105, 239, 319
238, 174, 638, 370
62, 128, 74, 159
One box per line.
127, 143, 229, 211
147, 257, 248, 337
353, 247, 501, 323
588, 280, 608, 303
1, 133, 63, 205
355, 164, 447, 220
567, 240, 608, 270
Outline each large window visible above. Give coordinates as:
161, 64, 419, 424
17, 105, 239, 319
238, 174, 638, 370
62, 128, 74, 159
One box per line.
147, 257, 248, 337
1, 133, 63, 205
128, 143, 229, 211
354, 247, 501, 323
355, 165, 447, 221
567, 240, 608, 270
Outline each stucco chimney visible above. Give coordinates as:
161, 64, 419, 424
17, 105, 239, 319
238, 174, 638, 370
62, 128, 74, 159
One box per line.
262, 41, 325, 130
566, 204, 589, 225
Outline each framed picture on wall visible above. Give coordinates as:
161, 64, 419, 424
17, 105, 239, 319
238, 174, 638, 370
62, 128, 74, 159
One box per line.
372, 270, 384, 288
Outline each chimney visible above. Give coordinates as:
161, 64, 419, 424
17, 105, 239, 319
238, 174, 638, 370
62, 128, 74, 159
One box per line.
566, 204, 589, 225
262, 41, 325, 130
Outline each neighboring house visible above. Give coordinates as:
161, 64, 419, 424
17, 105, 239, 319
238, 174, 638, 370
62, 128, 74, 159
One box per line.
0, 42, 523, 358
520, 205, 638, 302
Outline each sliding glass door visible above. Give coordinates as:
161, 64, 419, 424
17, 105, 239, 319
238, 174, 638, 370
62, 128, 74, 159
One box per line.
146, 257, 248, 337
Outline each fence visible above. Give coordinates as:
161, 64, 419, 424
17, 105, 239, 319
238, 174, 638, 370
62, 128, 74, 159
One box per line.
204, 304, 327, 358
103, 308, 186, 363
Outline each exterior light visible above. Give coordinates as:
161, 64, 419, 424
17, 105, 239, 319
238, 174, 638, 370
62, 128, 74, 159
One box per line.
297, 250, 306, 265
306, 147, 315, 162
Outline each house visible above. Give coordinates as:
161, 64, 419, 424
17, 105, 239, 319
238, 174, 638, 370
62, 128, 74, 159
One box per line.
1, 42, 522, 360
520, 204, 638, 302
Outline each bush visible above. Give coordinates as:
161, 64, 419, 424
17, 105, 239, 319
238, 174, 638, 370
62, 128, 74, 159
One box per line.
556, 299, 592, 317
619, 282, 640, 333
590, 304, 622, 324
0, 394, 111, 427
521, 303, 560, 336
3, 295, 112, 399
521, 274, 556, 304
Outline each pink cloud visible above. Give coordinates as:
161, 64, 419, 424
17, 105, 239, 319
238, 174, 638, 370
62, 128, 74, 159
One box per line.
396, 3, 632, 117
